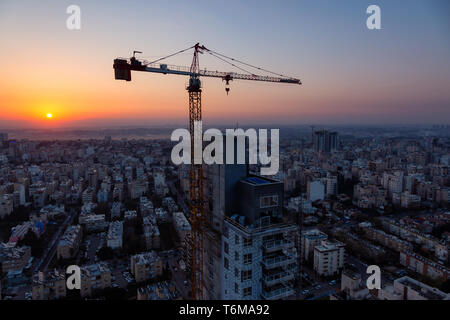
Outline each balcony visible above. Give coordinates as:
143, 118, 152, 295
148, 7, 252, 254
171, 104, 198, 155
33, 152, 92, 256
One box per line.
263, 238, 293, 253
263, 269, 295, 286
262, 284, 295, 300
262, 253, 295, 269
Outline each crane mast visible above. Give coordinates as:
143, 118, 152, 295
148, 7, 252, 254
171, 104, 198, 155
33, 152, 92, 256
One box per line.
113, 43, 301, 300
187, 43, 205, 300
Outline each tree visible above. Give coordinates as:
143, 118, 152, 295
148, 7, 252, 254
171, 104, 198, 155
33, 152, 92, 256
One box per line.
97, 246, 114, 260
441, 280, 450, 294
18, 230, 43, 257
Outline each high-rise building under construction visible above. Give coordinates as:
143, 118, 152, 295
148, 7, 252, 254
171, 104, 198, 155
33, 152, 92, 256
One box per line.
204, 143, 298, 300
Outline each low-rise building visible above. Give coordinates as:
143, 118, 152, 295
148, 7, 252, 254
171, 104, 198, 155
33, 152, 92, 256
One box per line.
143, 216, 160, 250
80, 262, 112, 297
130, 251, 163, 283
331, 269, 370, 300
172, 212, 191, 245
378, 276, 449, 300
111, 202, 122, 219
400, 251, 449, 281
106, 221, 123, 249
301, 229, 328, 261
124, 210, 138, 220
32, 270, 66, 300
57, 225, 82, 260
79, 208, 108, 232
0, 195, 13, 219
400, 191, 421, 208
362, 226, 413, 253
137, 281, 181, 300
0, 243, 31, 274
313, 240, 345, 277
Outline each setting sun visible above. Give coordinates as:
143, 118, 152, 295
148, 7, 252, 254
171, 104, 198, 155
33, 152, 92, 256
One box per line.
46, 113, 53, 119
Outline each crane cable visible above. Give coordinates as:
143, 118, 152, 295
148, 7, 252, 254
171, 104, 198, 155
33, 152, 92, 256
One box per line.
205, 48, 296, 80
142, 45, 196, 66
206, 51, 256, 76
139, 44, 298, 81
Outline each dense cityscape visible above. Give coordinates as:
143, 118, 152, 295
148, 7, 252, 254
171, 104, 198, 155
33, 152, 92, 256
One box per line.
0, 125, 448, 301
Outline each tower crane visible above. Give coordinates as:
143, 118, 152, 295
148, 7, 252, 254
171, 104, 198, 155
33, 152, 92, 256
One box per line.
113, 43, 301, 300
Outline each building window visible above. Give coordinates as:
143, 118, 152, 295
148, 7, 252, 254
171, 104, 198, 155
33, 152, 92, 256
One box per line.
224, 257, 229, 270
243, 238, 253, 248
235, 251, 239, 261
260, 195, 278, 208
243, 253, 252, 265
235, 235, 239, 245
234, 283, 239, 294
243, 287, 252, 297
235, 268, 239, 278
241, 270, 252, 282
223, 227, 229, 239
224, 242, 229, 254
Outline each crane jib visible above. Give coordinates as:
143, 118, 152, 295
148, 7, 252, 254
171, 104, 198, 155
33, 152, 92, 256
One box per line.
113, 58, 301, 85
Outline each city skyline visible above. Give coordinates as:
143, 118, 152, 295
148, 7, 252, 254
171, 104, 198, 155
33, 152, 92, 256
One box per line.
1, 0, 449, 129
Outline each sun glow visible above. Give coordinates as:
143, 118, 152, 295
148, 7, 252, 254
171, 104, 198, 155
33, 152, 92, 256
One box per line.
46, 113, 53, 119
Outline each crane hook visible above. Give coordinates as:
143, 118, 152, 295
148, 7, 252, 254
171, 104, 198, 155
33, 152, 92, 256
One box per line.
225, 87, 230, 95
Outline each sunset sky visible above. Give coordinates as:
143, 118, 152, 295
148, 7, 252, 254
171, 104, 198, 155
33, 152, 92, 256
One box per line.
0, 0, 449, 128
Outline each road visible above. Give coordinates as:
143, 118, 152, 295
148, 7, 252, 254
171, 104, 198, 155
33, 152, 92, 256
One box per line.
33, 208, 78, 272
165, 248, 190, 299
167, 180, 189, 216
295, 252, 394, 300
346, 254, 392, 287
297, 272, 339, 299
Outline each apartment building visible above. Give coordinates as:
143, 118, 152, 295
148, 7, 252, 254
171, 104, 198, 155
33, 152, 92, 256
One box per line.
80, 262, 112, 297
362, 226, 413, 253
140, 197, 154, 216
111, 202, 122, 219
137, 281, 181, 300
383, 218, 448, 261
378, 276, 449, 300
0, 195, 13, 219
172, 211, 191, 244
331, 269, 370, 300
130, 251, 163, 283
57, 225, 82, 259
0, 243, 31, 274
124, 210, 137, 220
400, 191, 421, 208
32, 270, 66, 300
106, 221, 123, 249
222, 215, 298, 300
301, 229, 328, 261
79, 207, 108, 232
400, 251, 449, 281
143, 216, 160, 250
307, 180, 325, 202
313, 240, 345, 277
